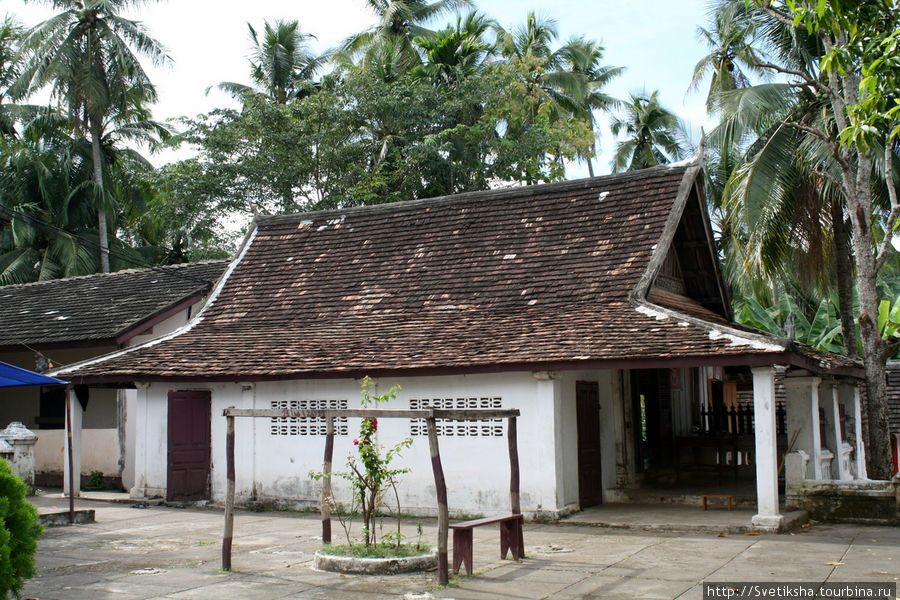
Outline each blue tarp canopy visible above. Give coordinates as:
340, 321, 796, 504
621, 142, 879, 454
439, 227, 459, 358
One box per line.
0, 361, 67, 388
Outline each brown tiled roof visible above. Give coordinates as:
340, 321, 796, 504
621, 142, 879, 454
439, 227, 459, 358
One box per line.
56, 165, 859, 382
0, 261, 228, 349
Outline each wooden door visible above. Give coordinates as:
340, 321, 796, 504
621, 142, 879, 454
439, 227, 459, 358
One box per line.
167, 390, 211, 501
576, 381, 603, 508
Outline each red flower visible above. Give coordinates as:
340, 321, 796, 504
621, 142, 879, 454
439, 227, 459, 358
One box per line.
371, 418, 378, 431
353, 439, 359, 445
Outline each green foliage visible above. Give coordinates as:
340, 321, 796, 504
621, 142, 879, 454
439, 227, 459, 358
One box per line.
168, 63, 594, 217
88, 471, 104, 490
877, 297, 900, 340
735, 293, 844, 353
0, 459, 42, 599
782, 0, 900, 148
610, 90, 690, 172
320, 542, 431, 558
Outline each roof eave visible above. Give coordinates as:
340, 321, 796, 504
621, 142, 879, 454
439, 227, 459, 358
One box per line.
62, 350, 864, 387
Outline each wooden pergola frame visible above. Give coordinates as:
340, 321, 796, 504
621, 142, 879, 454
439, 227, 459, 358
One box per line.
221, 406, 522, 585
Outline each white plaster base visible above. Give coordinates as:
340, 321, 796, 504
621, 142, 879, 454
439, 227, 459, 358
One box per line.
751, 514, 785, 532
313, 551, 437, 575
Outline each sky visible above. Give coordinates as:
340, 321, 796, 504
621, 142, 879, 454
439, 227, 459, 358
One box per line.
4, 0, 718, 177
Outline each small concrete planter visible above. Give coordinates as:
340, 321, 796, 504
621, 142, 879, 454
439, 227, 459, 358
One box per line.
313, 550, 437, 575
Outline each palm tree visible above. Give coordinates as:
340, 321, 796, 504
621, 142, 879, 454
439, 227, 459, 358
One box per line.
689, 0, 766, 112
215, 19, 325, 104
0, 16, 28, 139
412, 12, 495, 84
0, 113, 96, 283
555, 37, 623, 176
340, 0, 473, 71
14, 0, 169, 273
610, 90, 689, 172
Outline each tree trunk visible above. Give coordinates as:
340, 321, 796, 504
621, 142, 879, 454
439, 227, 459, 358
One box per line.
587, 140, 597, 178
90, 116, 110, 274
830, 198, 857, 358
845, 155, 894, 480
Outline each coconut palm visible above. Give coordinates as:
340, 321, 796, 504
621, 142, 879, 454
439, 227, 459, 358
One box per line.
689, 0, 766, 112
0, 102, 168, 284
215, 19, 325, 104
610, 90, 689, 172
554, 37, 623, 176
412, 12, 495, 84
13, 0, 169, 273
0, 16, 23, 139
0, 113, 97, 283
340, 0, 473, 71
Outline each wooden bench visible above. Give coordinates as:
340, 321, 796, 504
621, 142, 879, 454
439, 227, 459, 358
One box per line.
701, 493, 734, 511
450, 514, 524, 575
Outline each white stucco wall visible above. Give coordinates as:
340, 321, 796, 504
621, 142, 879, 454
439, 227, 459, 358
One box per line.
34, 428, 120, 476
136, 372, 566, 516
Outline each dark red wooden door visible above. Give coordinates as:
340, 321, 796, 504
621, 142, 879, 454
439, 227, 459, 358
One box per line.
167, 390, 211, 501
576, 381, 603, 508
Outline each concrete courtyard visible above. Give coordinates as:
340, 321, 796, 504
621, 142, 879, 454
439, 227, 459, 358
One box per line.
23, 497, 900, 600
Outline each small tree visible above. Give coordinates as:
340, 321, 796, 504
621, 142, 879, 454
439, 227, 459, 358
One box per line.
311, 377, 413, 549
0, 459, 41, 599
344, 377, 412, 546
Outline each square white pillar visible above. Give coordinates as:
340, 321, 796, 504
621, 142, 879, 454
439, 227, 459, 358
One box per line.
783, 376, 822, 480
130, 383, 150, 498
817, 380, 840, 466
838, 381, 867, 480
63, 390, 82, 498
751, 366, 783, 531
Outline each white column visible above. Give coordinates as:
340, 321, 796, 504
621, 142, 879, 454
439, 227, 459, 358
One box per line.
783, 376, 822, 480
823, 381, 852, 481
533, 372, 564, 511
63, 390, 83, 498
841, 382, 868, 480
129, 383, 150, 498
751, 367, 784, 531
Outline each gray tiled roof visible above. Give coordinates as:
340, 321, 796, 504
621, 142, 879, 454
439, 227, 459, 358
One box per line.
0, 261, 228, 349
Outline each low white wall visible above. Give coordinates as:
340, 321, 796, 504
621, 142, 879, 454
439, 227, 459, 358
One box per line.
138, 373, 562, 516
34, 428, 120, 476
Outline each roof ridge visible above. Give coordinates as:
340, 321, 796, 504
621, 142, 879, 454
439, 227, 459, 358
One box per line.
0, 259, 229, 290
257, 164, 690, 226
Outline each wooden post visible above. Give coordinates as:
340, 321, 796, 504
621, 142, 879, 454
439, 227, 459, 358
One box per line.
426, 417, 449, 586
322, 416, 334, 544
508, 416, 520, 515
222, 412, 236, 571
65, 387, 75, 525
508, 416, 524, 558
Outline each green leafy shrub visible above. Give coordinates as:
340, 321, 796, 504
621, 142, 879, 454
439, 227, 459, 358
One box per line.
0, 459, 42, 598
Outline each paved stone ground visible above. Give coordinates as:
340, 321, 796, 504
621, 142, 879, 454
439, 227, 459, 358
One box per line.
23, 498, 900, 600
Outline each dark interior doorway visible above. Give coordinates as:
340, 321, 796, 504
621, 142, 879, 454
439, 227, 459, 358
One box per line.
631, 369, 674, 475
167, 390, 211, 501
576, 381, 603, 508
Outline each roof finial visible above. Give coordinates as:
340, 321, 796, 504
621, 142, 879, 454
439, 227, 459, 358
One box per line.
696, 128, 707, 168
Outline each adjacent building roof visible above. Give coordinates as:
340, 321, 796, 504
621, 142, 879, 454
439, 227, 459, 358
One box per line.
887, 361, 900, 435
0, 261, 228, 350
56, 163, 860, 383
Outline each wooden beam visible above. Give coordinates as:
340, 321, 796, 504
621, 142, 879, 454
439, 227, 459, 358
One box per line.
223, 408, 520, 420
426, 417, 449, 586
222, 412, 236, 571
322, 417, 334, 544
